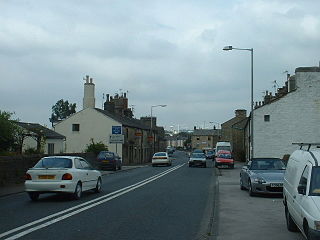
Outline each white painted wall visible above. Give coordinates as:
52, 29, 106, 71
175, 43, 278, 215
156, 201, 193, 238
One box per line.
253, 70, 320, 158
54, 108, 123, 156
22, 137, 64, 154
45, 139, 65, 154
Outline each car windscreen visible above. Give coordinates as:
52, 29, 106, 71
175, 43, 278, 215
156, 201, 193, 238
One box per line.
250, 159, 285, 170
217, 153, 232, 159
97, 152, 114, 160
34, 158, 72, 168
309, 167, 320, 196
217, 146, 231, 151
154, 153, 166, 157
191, 153, 205, 158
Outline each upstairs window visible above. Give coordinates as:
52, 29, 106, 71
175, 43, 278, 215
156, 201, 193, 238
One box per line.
264, 115, 270, 122
72, 124, 80, 132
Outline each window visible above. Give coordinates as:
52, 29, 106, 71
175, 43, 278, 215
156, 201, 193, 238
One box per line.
34, 157, 72, 168
299, 165, 309, 189
48, 143, 54, 155
72, 124, 80, 132
197, 137, 200, 140
264, 115, 270, 122
80, 159, 91, 169
75, 159, 83, 169
208, 137, 211, 141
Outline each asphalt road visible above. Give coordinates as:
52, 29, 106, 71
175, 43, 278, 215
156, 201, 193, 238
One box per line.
0, 151, 217, 240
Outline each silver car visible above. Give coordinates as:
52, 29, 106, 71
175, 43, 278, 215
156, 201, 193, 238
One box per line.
189, 153, 207, 168
240, 158, 286, 196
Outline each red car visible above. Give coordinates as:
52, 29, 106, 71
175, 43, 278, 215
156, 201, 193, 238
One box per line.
215, 150, 234, 168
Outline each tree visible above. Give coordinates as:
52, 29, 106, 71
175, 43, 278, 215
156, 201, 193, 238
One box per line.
50, 99, 76, 124
85, 139, 108, 155
0, 111, 19, 152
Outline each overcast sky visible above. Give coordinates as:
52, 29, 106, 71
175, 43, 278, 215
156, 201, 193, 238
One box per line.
1, 0, 319, 131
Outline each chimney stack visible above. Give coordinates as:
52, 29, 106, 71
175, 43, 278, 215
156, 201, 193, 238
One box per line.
83, 75, 95, 109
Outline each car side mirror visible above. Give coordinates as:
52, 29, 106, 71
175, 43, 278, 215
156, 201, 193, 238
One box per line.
297, 185, 306, 195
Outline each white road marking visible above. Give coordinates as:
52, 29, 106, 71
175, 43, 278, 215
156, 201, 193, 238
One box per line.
1, 164, 185, 240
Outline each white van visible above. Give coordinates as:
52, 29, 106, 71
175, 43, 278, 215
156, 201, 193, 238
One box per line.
215, 142, 232, 157
283, 143, 320, 239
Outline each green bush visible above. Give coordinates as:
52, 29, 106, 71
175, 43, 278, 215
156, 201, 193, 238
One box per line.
24, 148, 40, 154
85, 139, 108, 155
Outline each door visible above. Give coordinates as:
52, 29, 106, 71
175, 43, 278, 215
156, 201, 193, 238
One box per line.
291, 164, 310, 228
80, 158, 96, 190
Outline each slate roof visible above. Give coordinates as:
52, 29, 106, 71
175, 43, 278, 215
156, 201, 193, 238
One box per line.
95, 108, 150, 130
15, 122, 65, 139
192, 129, 221, 136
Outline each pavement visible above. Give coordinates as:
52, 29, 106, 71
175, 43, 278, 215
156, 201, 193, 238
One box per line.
0, 165, 147, 198
214, 162, 304, 240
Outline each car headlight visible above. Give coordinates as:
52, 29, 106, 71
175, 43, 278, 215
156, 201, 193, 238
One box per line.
253, 177, 266, 184
314, 221, 320, 231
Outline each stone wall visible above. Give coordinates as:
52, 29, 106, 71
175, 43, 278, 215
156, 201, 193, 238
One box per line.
0, 152, 96, 186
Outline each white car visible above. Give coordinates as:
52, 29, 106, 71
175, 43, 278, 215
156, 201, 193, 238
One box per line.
189, 152, 207, 168
152, 152, 172, 167
25, 156, 102, 201
283, 143, 320, 239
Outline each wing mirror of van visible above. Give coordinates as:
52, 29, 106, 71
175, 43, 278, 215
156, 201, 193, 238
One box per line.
297, 185, 307, 195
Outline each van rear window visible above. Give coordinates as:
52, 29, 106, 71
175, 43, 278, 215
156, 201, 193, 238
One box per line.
309, 167, 320, 196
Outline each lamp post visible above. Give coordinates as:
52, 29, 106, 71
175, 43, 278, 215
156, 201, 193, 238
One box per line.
223, 45, 254, 160
150, 104, 167, 154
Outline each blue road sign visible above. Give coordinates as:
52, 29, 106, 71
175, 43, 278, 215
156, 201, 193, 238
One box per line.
112, 126, 122, 134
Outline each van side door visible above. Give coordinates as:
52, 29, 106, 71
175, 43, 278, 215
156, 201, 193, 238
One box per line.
292, 164, 311, 228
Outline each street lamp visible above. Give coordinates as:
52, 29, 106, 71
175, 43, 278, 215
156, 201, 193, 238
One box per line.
223, 45, 254, 160
150, 104, 167, 154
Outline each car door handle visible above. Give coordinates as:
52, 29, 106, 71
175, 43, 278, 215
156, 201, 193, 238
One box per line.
86, 173, 88, 175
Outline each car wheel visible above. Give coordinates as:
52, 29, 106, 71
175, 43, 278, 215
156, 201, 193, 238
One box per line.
113, 164, 117, 171
94, 177, 102, 193
240, 178, 246, 190
203, 163, 207, 168
73, 182, 82, 200
28, 192, 39, 201
248, 180, 255, 196
118, 165, 122, 170
285, 205, 298, 232
230, 164, 234, 169
189, 163, 192, 167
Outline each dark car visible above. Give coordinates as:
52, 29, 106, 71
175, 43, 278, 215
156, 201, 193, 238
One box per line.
97, 151, 122, 171
206, 150, 215, 160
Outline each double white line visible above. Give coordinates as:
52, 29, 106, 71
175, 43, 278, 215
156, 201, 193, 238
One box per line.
0, 164, 185, 240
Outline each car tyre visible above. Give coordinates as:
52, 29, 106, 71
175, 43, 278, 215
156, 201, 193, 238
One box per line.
248, 180, 255, 196
285, 205, 298, 232
118, 165, 122, 170
28, 192, 39, 201
94, 177, 102, 193
203, 163, 207, 168
73, 182, 82, 200
240, 178, 246, 190
189, 163, 192, 167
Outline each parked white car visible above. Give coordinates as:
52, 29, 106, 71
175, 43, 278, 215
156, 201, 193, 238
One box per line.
283, 143, 320, 239
152, 152, 172, 167
25, 156, 102, 201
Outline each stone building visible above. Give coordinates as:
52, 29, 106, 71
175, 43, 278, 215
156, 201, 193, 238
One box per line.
221, 109, 247, 161
250, 66, 320, 159
191, 128, 221, 150
54, 76, 165, 164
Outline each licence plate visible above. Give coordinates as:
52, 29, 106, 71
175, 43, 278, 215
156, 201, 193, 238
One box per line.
102, 160, 109, 163
38, 175, 55, 180
270, 183, 283, 187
